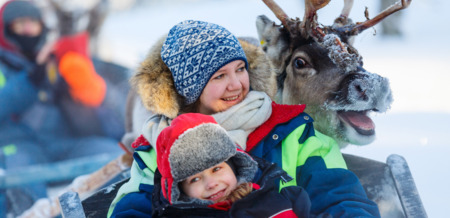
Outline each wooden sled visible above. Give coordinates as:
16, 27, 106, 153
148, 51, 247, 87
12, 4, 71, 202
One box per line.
59, 153, 427, 218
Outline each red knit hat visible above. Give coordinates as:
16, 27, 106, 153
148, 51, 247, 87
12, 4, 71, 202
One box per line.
156, 113, 257, 205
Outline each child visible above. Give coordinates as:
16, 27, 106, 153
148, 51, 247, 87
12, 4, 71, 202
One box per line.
151, 113, 318, 217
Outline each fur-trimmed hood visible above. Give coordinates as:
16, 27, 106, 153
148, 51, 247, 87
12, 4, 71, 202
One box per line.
130, 35, 276, 118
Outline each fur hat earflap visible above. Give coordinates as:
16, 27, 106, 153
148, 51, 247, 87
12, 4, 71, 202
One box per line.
156, 113, 257, 205
131, 34, 276, 119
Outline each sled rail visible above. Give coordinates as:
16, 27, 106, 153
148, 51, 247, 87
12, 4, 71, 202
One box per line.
387, 154, 427, 217
59, 192, 86, 218
0, 153, 117, 189
343, 153, 427, 218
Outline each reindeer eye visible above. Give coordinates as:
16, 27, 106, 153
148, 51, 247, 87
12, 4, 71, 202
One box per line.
294, 58, 307, 69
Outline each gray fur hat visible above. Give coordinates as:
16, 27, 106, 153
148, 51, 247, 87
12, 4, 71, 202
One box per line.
156, 113, 257, 205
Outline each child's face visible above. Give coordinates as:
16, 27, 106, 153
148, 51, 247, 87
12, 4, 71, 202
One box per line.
181, 162, 238, 203
198, 60, 249, 115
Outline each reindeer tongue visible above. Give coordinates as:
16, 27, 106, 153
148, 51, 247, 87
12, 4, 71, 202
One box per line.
339, 111, 375, 135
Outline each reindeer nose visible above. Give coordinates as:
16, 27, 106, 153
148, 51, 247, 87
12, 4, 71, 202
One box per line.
347, 78, 369, 103
353, 82, 368, 101
345, 72, 393, 112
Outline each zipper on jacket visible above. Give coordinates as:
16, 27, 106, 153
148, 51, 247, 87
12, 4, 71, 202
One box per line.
280, 173, 293, 184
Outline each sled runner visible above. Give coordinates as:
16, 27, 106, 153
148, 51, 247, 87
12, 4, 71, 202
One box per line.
59, 153, 427, 218
343, 154, 427, 217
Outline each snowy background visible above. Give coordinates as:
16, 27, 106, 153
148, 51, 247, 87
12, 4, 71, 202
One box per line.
60, 0, 450, 217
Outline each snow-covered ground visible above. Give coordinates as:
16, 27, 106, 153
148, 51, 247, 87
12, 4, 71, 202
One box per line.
98, 0, 450, 217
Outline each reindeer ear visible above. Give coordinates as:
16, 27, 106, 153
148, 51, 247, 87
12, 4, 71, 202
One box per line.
256, 15, 277, 50
255, 15, 290, 73
130, 37, 180, 118
239, 39, 277, 99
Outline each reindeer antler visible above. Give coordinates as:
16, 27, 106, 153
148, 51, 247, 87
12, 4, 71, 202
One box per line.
353, 0, 411, 34
301, 0, 330, 39
261, 0, 302, 38
261, 0, 290, 29
261, 0, 411, 73
262, 0, 330, 40
340, 0, 354, 18
262, 0, 358, 71
335, 0, 412, 36
303, 0, 330, 23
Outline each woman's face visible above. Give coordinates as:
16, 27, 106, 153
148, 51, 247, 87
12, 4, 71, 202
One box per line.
198, 60, 249, 115
181, 162, 237, 203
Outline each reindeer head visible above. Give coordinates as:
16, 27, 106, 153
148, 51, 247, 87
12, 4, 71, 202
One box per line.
257, 0, 411, 147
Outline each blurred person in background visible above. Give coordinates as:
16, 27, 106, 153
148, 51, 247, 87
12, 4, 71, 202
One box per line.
0, 0, 123, 216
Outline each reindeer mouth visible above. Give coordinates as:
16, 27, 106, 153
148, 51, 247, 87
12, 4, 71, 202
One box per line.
337, 110, 375, 136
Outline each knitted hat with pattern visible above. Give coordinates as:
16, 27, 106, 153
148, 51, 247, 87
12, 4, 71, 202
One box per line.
156, 113, 257, 205
160, 20, 248, 105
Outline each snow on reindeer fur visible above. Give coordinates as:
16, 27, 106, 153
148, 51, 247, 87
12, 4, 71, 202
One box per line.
320, 34, 361, 73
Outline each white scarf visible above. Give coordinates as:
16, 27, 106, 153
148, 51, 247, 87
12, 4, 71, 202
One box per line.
212, 91, 272, 150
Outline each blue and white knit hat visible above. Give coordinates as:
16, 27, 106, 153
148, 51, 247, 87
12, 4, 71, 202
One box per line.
161, 20, 248, 105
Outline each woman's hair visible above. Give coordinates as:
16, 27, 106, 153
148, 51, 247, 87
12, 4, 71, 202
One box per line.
179, 99, 200, 114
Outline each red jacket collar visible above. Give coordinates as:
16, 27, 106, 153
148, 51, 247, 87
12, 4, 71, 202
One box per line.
246, 102, 306, 152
